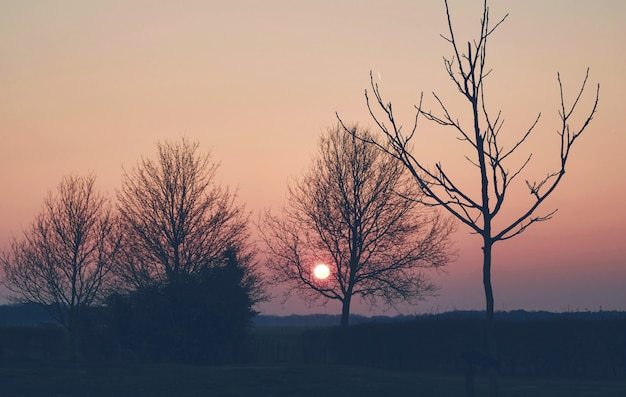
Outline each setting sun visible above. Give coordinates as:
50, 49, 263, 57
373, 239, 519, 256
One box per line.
313, 263, 330, 280
1, 0, 624, 319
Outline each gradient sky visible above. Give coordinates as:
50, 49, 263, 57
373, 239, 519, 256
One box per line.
1, 1, 625, 316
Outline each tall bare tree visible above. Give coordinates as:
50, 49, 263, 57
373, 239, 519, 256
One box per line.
260, 124, 455, 327
339, 0, 599, 394
1, 174, 120, 358
115, 138, 250, 289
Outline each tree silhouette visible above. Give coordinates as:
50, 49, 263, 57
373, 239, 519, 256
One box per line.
110, 138, 265, 363
1, 174, 120, 359
339, 1, 599, 394
115, 138, 249, 289
260, 123, 455, 327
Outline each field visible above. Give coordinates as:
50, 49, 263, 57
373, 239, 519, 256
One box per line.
2, 311, 626, 396
1, 363, 626, 397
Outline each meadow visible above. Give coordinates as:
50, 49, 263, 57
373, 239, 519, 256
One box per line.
2, 363, 626, 397
2, 311, 626, 396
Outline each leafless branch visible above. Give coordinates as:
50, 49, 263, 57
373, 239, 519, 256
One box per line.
259, 124, 455, 325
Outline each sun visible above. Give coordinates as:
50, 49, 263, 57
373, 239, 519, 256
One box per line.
313, 263, 330, 280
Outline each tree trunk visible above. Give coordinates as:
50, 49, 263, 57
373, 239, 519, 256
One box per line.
482, 239, 498, 397
340, 296, 351, 328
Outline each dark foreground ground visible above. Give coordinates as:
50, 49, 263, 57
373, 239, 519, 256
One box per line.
1, 364, 625, 397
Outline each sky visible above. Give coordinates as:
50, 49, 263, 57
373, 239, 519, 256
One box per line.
1, 0, 625, 316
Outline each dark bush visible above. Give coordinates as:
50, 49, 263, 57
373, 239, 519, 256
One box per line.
328, 317, 485, 371
0, 325, 68, 364
320, 314, 626, 379
105, 249, 257, 365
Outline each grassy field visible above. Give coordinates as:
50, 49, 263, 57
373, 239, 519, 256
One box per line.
1, 363, 625, 397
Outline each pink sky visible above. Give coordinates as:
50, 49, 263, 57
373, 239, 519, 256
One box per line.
1, 1, 625, 316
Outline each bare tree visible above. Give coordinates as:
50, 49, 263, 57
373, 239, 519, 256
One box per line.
260, 124, 455, 327
1, 174, 120, 358
339, 0, 599, 394
115, 138, 250, 289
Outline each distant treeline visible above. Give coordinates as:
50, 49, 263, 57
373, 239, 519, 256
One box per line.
5, 303, 625, 328
253, 309, 626, 327
0, 303, 58, 326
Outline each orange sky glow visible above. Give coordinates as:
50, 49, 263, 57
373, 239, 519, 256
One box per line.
1, 1, 625, 316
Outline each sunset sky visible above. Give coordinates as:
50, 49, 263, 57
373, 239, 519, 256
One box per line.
1, 1, 625, 316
